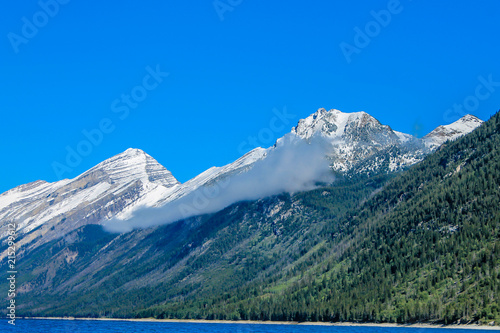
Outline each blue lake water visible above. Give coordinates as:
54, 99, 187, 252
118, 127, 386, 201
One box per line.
1, 319, 498, 333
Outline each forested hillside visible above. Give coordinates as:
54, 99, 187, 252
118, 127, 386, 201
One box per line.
141, 111, 500, 324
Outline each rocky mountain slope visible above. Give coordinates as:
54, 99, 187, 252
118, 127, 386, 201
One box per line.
0, 149, 179, 257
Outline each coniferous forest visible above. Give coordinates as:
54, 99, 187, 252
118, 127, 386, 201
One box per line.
137, 111, 500, 324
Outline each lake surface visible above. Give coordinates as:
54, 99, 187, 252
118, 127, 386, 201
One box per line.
1, 319, 498, 333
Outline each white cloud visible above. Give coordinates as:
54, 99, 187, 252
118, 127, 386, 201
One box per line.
103, 134, 334, 233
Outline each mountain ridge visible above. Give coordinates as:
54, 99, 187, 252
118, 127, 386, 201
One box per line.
0, 109, 483, 252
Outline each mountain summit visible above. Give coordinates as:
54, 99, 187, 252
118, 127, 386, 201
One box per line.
423, 114, 484, 149
292, 108, 394, 141
83, 148, 180, 187
71, 147, 184, 221
0, 148, 180, 255
291, 109, 483, 175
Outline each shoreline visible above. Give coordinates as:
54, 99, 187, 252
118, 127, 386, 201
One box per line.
23, 317, 500, 330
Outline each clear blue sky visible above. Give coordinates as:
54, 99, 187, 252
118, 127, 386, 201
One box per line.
1, 1, 500, 192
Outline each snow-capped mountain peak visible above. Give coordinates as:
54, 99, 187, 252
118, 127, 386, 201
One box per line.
0, 148, 183, 254
292, 108, 369, 139
291, 108, 401, 145
291, 108, 405, 173
84, 147, 180, 188
423, 115, 484, 149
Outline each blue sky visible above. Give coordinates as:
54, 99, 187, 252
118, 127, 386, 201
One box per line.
1, 1, 500, 193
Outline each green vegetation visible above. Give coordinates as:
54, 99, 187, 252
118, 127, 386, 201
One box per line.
3, 111, 500, 325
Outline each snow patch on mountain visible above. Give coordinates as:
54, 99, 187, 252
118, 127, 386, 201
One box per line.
423, 115, 484, 149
